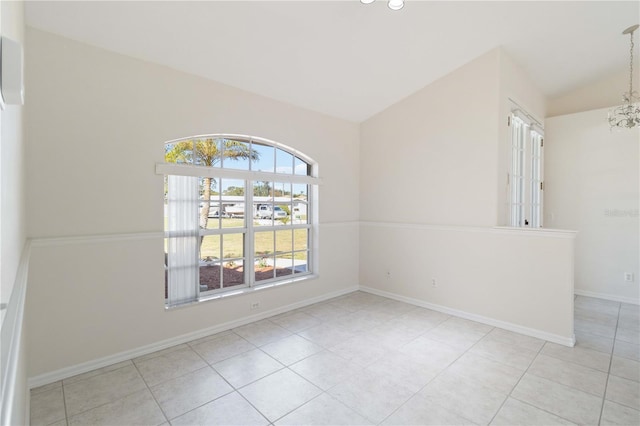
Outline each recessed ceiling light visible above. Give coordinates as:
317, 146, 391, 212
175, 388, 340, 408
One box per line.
388, 0, 405, 11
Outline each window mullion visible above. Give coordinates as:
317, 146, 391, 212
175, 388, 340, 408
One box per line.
196, 180, 203, 298
247, 179, 254, 287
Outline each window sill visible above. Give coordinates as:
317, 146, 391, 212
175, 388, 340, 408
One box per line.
165, 273, 319, 310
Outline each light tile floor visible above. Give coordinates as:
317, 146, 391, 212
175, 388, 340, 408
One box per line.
30, 292, 640, 425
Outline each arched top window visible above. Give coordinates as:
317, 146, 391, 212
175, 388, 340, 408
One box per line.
158, 134, 319, 308
163, 134, 315, 178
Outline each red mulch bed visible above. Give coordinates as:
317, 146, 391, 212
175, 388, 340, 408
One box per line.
165, 264, 294, 297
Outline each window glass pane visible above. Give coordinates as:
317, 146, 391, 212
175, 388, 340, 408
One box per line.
254, 181, 272, 198
292, 202, 308, 224
200, 177, 220, 230
221, 179, 245, 227
295, 156, 309, 176
251, 142, 275, 173
274, 182, 292, 224
200, 235, 221, 262
223, 233, 244, 259
276, 229, 293, 253
518, 178, 525, 202
294, 251, 308, 274
221, 139, 251, 170
531, 205, 540, 228
222, 259, 244, 287
532, 160, 539, 181
255, 255, 275, 282
511, 177, 520, 207
254, 202, 275, 226
200, 262, 221, 292
255, 231, 274, 257
293, 183, 307, 199
294, 228, 308, 251
195, 138, 221, 167
293, 184, 308, 224
164, 176, 169, 232
273, 182, 292, 200
274, 205, 289, 225
276, 148, 294, 174
518, 148, 525, 177
254, 231, 275, 281
165, 140, 193, 164
517, 128, 525, 150
512, 148, 521, 176
275, 254, 294, 277
254, 202, 269, 226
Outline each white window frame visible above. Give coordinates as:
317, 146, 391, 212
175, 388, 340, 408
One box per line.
508, 107, 544, 228
158, 134, 320, 308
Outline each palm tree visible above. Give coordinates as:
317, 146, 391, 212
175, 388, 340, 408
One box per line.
165, 138, 259, 231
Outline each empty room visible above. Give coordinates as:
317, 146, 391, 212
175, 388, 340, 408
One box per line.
1, 1, 639, 425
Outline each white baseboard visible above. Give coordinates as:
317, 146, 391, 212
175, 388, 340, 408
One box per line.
575, 289, 640, 306
359, 285, 576, 347
28, 281, 586, 388
28, 285, 358, 389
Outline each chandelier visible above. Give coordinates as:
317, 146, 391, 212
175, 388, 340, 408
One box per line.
361, 0, 404, 11
609, 24, 640, 129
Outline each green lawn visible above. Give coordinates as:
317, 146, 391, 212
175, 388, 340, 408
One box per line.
200, 218, 308, 261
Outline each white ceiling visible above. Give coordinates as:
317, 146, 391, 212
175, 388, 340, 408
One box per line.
25, 1, 640, 122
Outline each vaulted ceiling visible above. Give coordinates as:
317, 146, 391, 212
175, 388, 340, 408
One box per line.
25, 1, 639, 122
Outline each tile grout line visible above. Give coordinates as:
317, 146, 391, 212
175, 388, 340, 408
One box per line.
265, 369, 327, 424
294, 298, 441, 425
190, 331, 259, 368
597, 301, 621, 426
486, 338, 552, 425
61, 381, 69, 426
224, 306, 381, 425
45, 293, 635, 426
376, 325, 495, 425
170, 343, 239, 422
59, 364, 152, 422
201, 328, 314, 423
165, 338, 270, 424
130, 358, 170, 425
535, 337, 613, 374
262, 301, 399, 424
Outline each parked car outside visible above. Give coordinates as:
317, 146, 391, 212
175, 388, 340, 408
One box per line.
256, 205, 288, 219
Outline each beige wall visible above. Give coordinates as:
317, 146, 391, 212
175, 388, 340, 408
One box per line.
360, 224, 575, 341
360, 49, 500, 227
0, 2, 28, 425
547, 67, 638, 118
359, 48, 575, 342
25, 28, 360, 377
545, 108, 639, 303
0, 0, 25, 319
25, 29, 359, 238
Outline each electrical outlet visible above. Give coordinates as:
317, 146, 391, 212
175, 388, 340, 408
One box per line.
386, 271, 392, 280
624, 273, 634, 282
432, 278, 437, 287
250, 302, 260, 310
